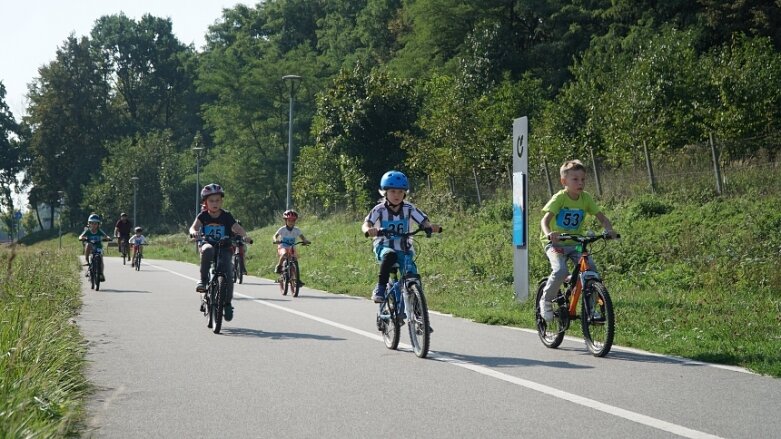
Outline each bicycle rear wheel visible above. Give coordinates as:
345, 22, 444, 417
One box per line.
535, 279, 565, 349
581, 280, 615, 357
211, 276, 226, 334
406, 282, 430, 358
380, 291, 400, 350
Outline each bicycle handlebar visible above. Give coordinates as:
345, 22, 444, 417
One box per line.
272, 240, 309, 246
364, 226, 444, 239
553, 231, 621, 243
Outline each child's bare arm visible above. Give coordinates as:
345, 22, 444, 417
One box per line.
541, 212, 560, 243
595, 212, 616, 238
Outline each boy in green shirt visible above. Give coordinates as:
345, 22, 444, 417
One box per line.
539, 160, 617, 322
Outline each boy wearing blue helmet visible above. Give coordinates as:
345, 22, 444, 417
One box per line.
361, 171, 441, 303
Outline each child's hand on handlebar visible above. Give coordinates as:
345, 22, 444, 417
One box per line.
365, 227, 380, 237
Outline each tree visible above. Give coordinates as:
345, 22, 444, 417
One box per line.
24, 35, 112, 228
0, 81, 22, 230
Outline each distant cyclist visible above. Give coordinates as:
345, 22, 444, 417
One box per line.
188, 183, 251, 322
113, 213, 132, 257
129, 226, 147, 267
273, 210, 311, 275
79, 214, 111, 281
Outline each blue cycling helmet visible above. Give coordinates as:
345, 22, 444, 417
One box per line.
87, 214, 101, 224
380, 171, 409, 190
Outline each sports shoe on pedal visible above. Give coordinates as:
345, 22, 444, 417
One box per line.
539, 298, 554, 322
224, 304, 234, 322
196, 282, 207, 292
274, 264, 282, 274
591, 308, 604, 321
99, 273, 106, 282
371, 284, 386, 303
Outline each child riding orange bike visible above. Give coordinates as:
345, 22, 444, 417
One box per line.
539, 160, 617, 322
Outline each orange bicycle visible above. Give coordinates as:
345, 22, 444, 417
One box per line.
534, 231, 620, 357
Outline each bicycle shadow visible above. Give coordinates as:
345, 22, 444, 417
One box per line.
433, 350, 593, 370
219, 326, 346, 341
97, 288, 152, 294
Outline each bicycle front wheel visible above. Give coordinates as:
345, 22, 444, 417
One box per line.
380, 291, 400, 350
211, 276, 226, 334
236, 255, 244, 284
535, 279, 565, 349
89, 262, 96, 290
290, 260, 300, 297
406, 282, 430, 358
581, 280, 615, 357
134, 253, 141, 271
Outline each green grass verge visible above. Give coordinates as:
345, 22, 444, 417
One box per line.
0, 236, 88, 437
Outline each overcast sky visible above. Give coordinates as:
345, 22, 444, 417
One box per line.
1, 0, 252, 119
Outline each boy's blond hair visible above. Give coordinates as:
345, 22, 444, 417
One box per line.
559, 159, 586, 178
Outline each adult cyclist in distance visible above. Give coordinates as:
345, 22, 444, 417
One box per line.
114, 212, 132, 259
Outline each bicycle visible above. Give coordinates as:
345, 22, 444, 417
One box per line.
131, 243, 146, 271
117, 236, 130, 265
274, 241, 308, 297
367, 226, 441, 359
232, 236, 250, 284
534, 231, 620, 357
196, 234, 235, 334
81, 236, 109, 291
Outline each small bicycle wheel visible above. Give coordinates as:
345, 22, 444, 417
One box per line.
581, 280, 615, 357
94, 257, 102, 291
380, 292, 401, 350
122, 244, 126, 265
232, 256, 238, 283
290, 260, 300, 297
282, 264, 291, 296
134, 253, 141, 271
237, 256, 244, 284
535, 279, 565, 349
89, 262, 96, 290
406, 282, 430, 358
212, 276, 226, 334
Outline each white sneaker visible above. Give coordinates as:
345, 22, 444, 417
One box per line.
539, 298, 554, 322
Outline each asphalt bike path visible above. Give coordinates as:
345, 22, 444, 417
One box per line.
78, 256, 781, 438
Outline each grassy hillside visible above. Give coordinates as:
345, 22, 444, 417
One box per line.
145, 189, 781, 376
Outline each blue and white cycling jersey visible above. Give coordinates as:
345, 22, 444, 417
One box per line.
364, 201, 428, 252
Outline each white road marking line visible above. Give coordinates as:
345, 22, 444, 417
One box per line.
145, 261, 726, 439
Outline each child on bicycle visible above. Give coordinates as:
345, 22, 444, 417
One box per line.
539, 159, 617, 322
129, 226, 147, 267
188, 183, 252, 322
273, 210, 311, 276
362, 170, 441, 303
79, 213, 111, 281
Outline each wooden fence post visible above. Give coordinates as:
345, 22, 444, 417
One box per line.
709, 132, 723, 195
472, 166, 482, 206
542, 157, 554, 197
643, 140, 657, 193
588, 144, 602, 197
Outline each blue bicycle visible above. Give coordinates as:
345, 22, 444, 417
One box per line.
368, 227, 441, 358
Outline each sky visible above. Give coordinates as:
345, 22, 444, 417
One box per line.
0, 0, 251, 212
1, 0, 252, 119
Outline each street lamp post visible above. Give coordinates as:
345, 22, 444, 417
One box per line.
282, 74, 302, 210
193, 145, 205, 216
131, 176, 139, 228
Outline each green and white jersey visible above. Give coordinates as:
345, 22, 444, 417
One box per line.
540, 190, 601, 245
